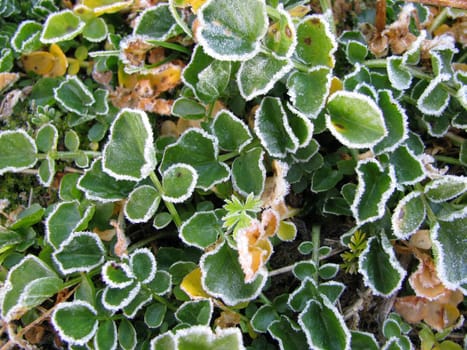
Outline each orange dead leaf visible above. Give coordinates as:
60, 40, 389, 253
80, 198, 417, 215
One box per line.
261, 208, 279, 237
0, 72, 19, 92
409, 229, 432, 250
394, 295, 427, 323
409, 253, 446, 299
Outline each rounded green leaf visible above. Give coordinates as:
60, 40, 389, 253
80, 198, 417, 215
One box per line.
161, 163, 198, 203
387, 56, 412, 91
94, 319, 117, 350
11, 20, 42, 53
144, 302, 167, 328
197, 0, 268, 61
277, 221, 297, 241
64, 130, 80, 152
37, 157, 55, 187
103, 108, 156, 181
102, 281, 141, 312
153, 212, 173, 229
171, 97, 206, 120
200, 241, 267, 306
53, 231, 105, 275
417, 73, 450, 116
118, 318, 137, 350
40, 10, 85, 43
52, 301, 98, 346
175, 299, 213, 326
130, 248, 157, 284
180, 211, 222, 249
151, 332, 176, 350
232, 147, 265, 197
54, 75, 95, 116
211, 110, 252, 152
134, 4, 180, 41
425, 175, 467, 203
298, 298, 350, 350
237, 51, 292, 100
268, 315, 309, 350
82, 17, 108, 42
326, 91, 387, 149
251, 305, 279, 333
102, 261, 134, 288
358, 235, 406, 296
392, 191, 426, 239
20, 276, 63, 308
146, 270, 172, 296
124, 185, 161, 223
263, 4, 297, 58
389, 145, 425, 186
0, 130, 37, 175
350, 331, 379, 350
294, 14, 337, 68
10, 203, 45, 229
175, 325, 244, 350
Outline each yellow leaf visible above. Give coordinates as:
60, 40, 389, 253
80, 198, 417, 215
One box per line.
81, 0, 132, 15
0, 73, 19, 92
22, 51, 55, 76
277, 220, 297, 241
48, 44, 68, 77
180, 267, 210, 299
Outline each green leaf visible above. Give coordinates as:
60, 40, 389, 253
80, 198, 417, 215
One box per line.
318, 281, 346, 305
130, 248, 157, 284
326, 91, 387, 149
310, 166, 343, 193
175, 326, 245, 349
268, 315, 309, 350
78, 158, 136, 202
1, 255, 59, 321
237, 51, 292, 100
294, 14, 337, 68
53, 231, 105, 275
145, 302, 167, 328
373, 90, 408, 155
54, 76, 95, 116
20, 276, 63, 308
350, 159, 395, 226
94, 319, 117, 350
319, 263, 339, 280
124, 185, 161, 223
211, 110, 252, 152
38, 157, 55, 187
10, 203, 45, 230
103, 108, 156, 181
118, 318, 137, 350
277, 220, 297, 241
232, 147, 265, 197
0, 48, 14, 72
171, 97, 206, 120
293, 261, 317, 281
134, 4, 180, 41
254, 97, 299, 158
101, 261, 134, 288
288, 277, 319, 312
82, 17, 108, 42
200, 241, 267, 306
180, 211, 222, 249
387, 56, 412, 91
123, 289, 152, 318
11, 20, 42, 53
358, 235, 406, 296
160, 129, 229, 191
263, 4, 297, 57
175, 299, 213, 326
45, 200, 94, 249
52, 301, 98, 346
298, 297, 350, 350
425, 175, 467, 203
151, 332, 176, 350
40, 10, 85, 43
196, 59, 231, 103
389, 145, 425, 186
64, 130, 80, 152
431, 207, 467, 290
146, 270, 172, 296
391, 191, 426, 239
350, 331, 379, 350
344, 40, 368, 64
197, 0, 267, 61
153, 212, 172, 229
417, 73, 450, 116
251, 305, 279, 333
102, 281, 141, 312
287, 66, 331, 119
0, 130, 37, 175
161, 164, 198, 203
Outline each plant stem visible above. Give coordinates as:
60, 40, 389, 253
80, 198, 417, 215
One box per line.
311, 224, 321, 283
149, 171, 182, 227
434, 155, 464, 166
319, 0, 336, 35
268, 264, 295, 277
428, 7, 448, 34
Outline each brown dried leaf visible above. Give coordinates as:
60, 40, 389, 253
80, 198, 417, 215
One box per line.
409, 254, 446, 299
394, 295, 427, 323
409, 229, 432, 250
214, 309, 241, 328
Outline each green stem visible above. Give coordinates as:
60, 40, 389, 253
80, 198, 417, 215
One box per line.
446, 132, 465, 146
145, 40, 191, 54
428, 7, 448, 34
259, 293, 272, 305
434, 155, 464, 166
319, 0, 336, 35
149, 171, 182, 228
311, 224, 321, 284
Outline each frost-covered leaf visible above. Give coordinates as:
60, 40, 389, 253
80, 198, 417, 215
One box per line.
232, 147, 265, 197
326, 91, 387, 149
237, 51, 292, 100
175, 326, 244, 349
40, 10, 85, 43
171, 97, 206, 120
160, 129, 229, 191
254, 97, 299, 158
211, 110, 252, 152
287, 66, 331, 119
294, 14, 337, 68
53, 231, 105, 275
78, 158, 136, 202
344, 40, 368, 64
0, 130, 37, 175
180, 211, 223, 249
431, 207, 467, 290
134, 4, 180, 41
130, 248, 157, 284
392, 191, 426, 239
102, 261, 134, 289
124, 185, 161, 223
264, 4, 297, 58
103, 108, 156, 181
268, 315, 309, 350
200, 241, 267, 306
310, 166, 343, 193
123, 288, 152, 319
197, 0, 267, 61
358, 235, 406, 296
161, 163, 198, 203
298, 297, 351, 350
54, 76, 95, 116
37, 156, 55, 187
64, 130, 80, 152
251, 304, 279, 333
350, 331, 379, 350
11, 20, 42, 53
175, 299, 213, 326
82, 17, 108, 43
146, 270, 172, 296
52, 301, 98, 346
1, 255, 60, 321
151, 332, 176, 350
319, 263, 339, 280
94, 319, 117, 350
417, 73, 450, 116
292, 261, 317, 281
373, 90, 408, 155
102, 281, 141, 312
424, 175, 467, 203
351, 159, 395, 226
387, 56, 412, 91
153, 212, 173, 229
9, 203, 45, 230
144, 302, 167, 328
389, 145, 425, 186
288, 277, 318, 312
118, 318, 137, 350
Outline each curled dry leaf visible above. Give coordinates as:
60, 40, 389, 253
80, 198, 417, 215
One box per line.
214, 309, 241, 328
408, 229, 432, 250
409, 252, 446, 299
0, 72, 20, 92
